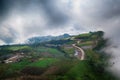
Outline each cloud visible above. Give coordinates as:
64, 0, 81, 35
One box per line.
0, 0, 71, 44
0, 24, 17, 43
0, 0, 120, 41
39, 0, 69, 26
0, 0, 14, 21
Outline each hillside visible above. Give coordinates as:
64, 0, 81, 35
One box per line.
26, 33, 70, 44
0, 31, 116, 80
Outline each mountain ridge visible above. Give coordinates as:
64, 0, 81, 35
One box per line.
26, 33, 71, 44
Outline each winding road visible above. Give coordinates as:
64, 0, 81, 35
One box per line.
72, 44, 85, 60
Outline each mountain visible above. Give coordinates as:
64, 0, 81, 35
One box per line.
26, 33, 70, 44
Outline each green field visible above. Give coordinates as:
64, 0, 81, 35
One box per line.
28, 58, 58, 67
35, 47, 63, 54
1, 58, 58, 71
77, 33, 91, 37
33, 47, 65, 58
66, 61, 94, 80
7, 45, 32, 51
0, 58, 58, 79
77, 41, 93, 47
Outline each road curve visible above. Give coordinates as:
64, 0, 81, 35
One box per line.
72, 44, 85, 60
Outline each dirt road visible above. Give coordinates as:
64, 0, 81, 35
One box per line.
72, 44, 85, 60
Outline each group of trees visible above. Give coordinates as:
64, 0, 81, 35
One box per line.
75, 31, 104, 41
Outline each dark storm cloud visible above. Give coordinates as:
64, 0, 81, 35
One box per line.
85, 0, 120, 21
15, 0, 69, 26
0, 0, 14, 20
0, 0, 8, 17
0, 0, 69, 25
39, 0, 69, 26
0, 0, 69, 44
0, 25, 17, 43
0, 0, 16, 43
101, 0, 120, 19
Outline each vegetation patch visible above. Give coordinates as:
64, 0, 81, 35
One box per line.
28, 58, 58, 68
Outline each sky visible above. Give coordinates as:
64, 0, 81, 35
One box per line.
1, 0, 120, 78
0, 0, 104, 44
0, 0, 119, 44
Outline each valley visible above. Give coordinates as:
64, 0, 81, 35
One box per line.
0, 31, 116, 80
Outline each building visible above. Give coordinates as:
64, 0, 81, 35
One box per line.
4, 54, 23, 63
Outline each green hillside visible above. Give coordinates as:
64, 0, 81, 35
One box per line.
0, 31, 116, 80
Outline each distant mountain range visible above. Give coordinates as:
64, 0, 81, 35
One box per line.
26, 34, 71, 44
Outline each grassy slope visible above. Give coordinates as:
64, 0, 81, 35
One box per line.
62, 49, 115, 80
76, 33, 91, 37
0, 31, 116, 80
0, 58, 58, 79
34, 46, 65, 58
28, 58, 58, 68
77, 41, 93, 47
7, 45, 31, 51
66, 61, 95, 80
35, 47, 63, 54
0, 45, 63, 79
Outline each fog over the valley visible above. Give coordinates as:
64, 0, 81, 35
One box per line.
0, 0, 120, 78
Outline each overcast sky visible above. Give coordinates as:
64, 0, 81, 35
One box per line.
1, 0, 120, 78
0, 0, 103, 44
0, 0, 120, 44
